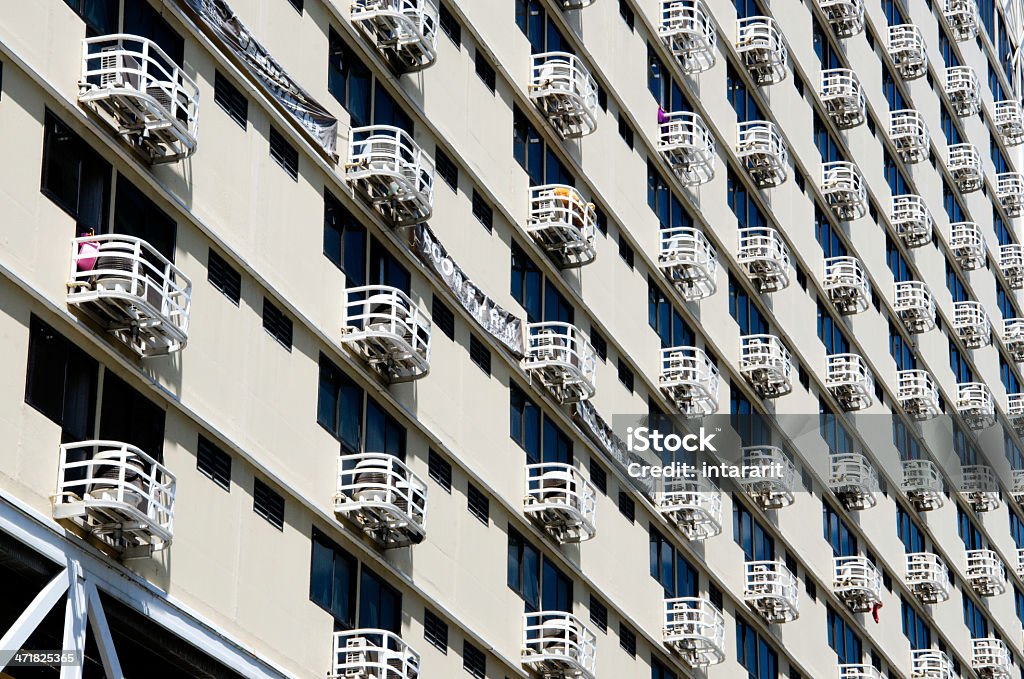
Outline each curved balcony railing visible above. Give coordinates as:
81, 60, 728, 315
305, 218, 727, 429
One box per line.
522, 612, 597, 679
950, 221, 986, 270
659, 0, 717, 73
966, 549, 1006, 596
351, 0, 439, 71
332, 630, 420, 679
823, 256, 871, 314
658, 477, 723, 540
821, 162, 867, 220
898, 370, 940, 420
833, 555, 882, 612
524, 322, 597, 403
735, 17, 788, 85
948, 143, 983, 193
737, 446, 799, 509
1006, 318, 1024, 361
957, 382, 995, 430
739, 334, 793, 398
997, 172, 1024, 217
889, 25, 927, 79
953, 301, 991, 348
972, 638, 1012, 677
529, 52, 598, 138
738, 227, 790, 292
663, 597, 725, 668
819, 0, 865, 36
659, 111, 716, 185
829, 453, 878, 509
995, 100, 1024, 146
743, 560, 799, 623
911, 649, 955, 679
891, 194, 932, 248
658, 227, 718, 300
946, 66, 981, 116
527, 184, 597, 268
960, 465, 1000, 512
341, 285, 431, 382
346, 125, 435, 225
1009, 393, 1024, 435
1000, 244, 1024, 289
55, 440, 175, 556
736, 121, 788, 187
827, 354, 874, 411
335, 453, 427, 548
889, 109, 928, 163
901, 459, 945, 511
944, 0, 979, 40
820, 69, 865, 128
67, 234, 191, 357
660, 347, 720, 415
524, 463, 597, 543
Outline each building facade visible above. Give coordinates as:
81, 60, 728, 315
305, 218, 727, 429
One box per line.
1, 0, 1024, 676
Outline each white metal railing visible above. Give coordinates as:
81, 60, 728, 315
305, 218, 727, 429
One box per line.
944, 0, 979, 40
995, 100, 1024, 146
524, 463, 597, 543
1016, 470, 1024, 501
966, 549, 1006, 595
839, 664, 882, 679
911, 648, 955, 679
54, 440, 175, 555
737, 227, 790, 291
658, 476, 723, 540
821, 69, 865, 128
906, 553, 951, 604
527, 184, 597, 267
829, 453, 879, 509
960, 465, 1000, 512
739, 334, 793, 397
522, 612, 597, 679
821, 161, 867, 220
827, 354, 875, 411
79, 35, 199, 163
948, 143, 983, 193
891, 194, 933, 248
529, 52, 598, 138
950, 221, 986, 270
889, 25, 927, 80
743, 560, 799, 623
889, 109, 928, 163
997, 172, 1024, 217
350, 0, 439, 71
902, 459, 945, 510
659, 111, 716, 186
972, 638, 1012, 678
1006, 318, 1024, 361
331, 630, 420, 679
893, 281, 925, 336
658, 227, 718, 301
1009, 394, 1024, 434
823, 256, 871, 314
334, 453, 427, 548
560, 0, 596, 8
946, 66, 981, 116
736, 121, 789, 186
958, 382, 995, 429
1000, 244, 1024, 289
341, 285, 431, 381
663, 597, 725, 668
659, 347, 720, 415
953, 301, 991, 348
735, 17, 788, 84
737, 446, 799, 509
819, 0, 865, 36
898, 370, 940, 419
659, 0, 717, 73
346, 125, 435, 225
833, 556, 882, 612
1019, 548, 1024, 578
524, 322, 597, 403
67, 234, 191, 357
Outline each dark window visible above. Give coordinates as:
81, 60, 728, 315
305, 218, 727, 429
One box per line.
214, 71, 248, 128
510, 384, 542, 460
432, 295, 455, 339
286, 0, 302, 11
323, 190, 367, 286
25, 315, 98, 441
618, 491, 635, 522
253, 478, 284, 529
373, 80, 413, 133
438, 2, 461, 46
736, 615, 779, 678
269, 127, 298, 180
652, 658, 678, 679
428, 449, 452, 492
368, 236, 411, 293
475, 50, 496, 93
435, 147, 459, 190
358, 568, 402, 633
618, 114, 634, 149
41, 110, 111, 232
589, 458, 607, 494
590, 327, 607, 361
469, 335, 491, 375
64, 0, 118, 34
468, 483, 489, 523
124, 1, 184, 65
310, 529, 357, 626
617, 359, 634, 393
590, 594, 608, 632
318, 354, 363, 452
619, 0, 635, 29
111, 176, 176, 261
261, 299, 293, 350
619, 623, 637, 657
424, 609, 448, 654
328, 29, 372, 127
472, 190, 493, 230
507, 529, 540, 610
207, 249, 241, 305
196, 435, 231, 491
99, 373, 165, 458
365, 398, 406, 460
463, 641, 485, 679
511, 243, 542, 322
618, 235, 635, 268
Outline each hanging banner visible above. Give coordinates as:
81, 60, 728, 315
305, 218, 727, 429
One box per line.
573, 402, 655, 497
411, 224, 525, 357
182, 0, 338, 157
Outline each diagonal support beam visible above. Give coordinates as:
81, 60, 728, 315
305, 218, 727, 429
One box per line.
0, 568, 70, 672
85, 582, 124, 679
61, 561, 86, 679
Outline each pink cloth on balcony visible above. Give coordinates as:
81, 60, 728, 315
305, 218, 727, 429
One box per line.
77, 238, 99, 272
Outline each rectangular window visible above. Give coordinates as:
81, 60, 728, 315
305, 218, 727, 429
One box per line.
827, 605, 862, 664
197, 435, 231, 491
438, 2, 461, 46
511, 243, 542, 322
214, 70, 248, 128
510, 384, 542, 460
619, 623, 637, 657
262, 299, 293, 350
323, 190, 367, 286
468, 483, 489, 523
618, 114, 634, 149
318, 354, 363, 452
590, 327, 607, 361
432, 295, 455, 339
41, 110, 111, 232
901, 596, 931, 649
619, 0, 635, 29
286, 0, 302, 12
328, 29, 372, 127
823, 502, 857, 556
474, 49, 496, 93
733, 500, 775, 560
469, 335, 491, 375
253, 478, 284, 530
112, 176, 176, 261
589, 458, 607, 494
508, 529, 540, 609
64, 0, 118, 34
736, 616, 778, 678
472, 190, 493, 230
99, 373, 166, 458
650, 526, 698, 597
618, 235, 635, 268
310, 529, 357, 626
207, 249, 241, 305
358, 567, 402, 632
617, 359, 634, 393
25, 315, 98, 441
590, 594, 608, 632
365, 398, 406, 460
428, 449, 452, 492
618, 491, 635, 523
652, 659, 677, 679
269, 127, 298, 180
463, 641, 485, 678
424, 609, 448, 653
435, 146, 459, 190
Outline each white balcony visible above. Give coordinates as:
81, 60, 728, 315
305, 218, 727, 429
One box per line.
948, 143, 983, 192
736, 121, 789, 187
1005, 318, 1024, 361
889, 25, 928, 80
966, 549, 1006, 596
902, 459, 945, 511
560, 0, 595, 8
663, 597, 725, 668
895, 277, 928, 331
958, 382, 995, 429
660, 347, 720, 415
659, 0, 717, 74
821, 69, 865, 128
973, 638, 1012, 679
892, 194, 933, 248
829, 453, 879, 510
658, 228, 718, 301
529, 52, 598, 139
950, 221, 986, 270
997, 172, 1024, 217
995, 100, 1024, 146
911, 649, 955, 679
522, 612, 597, 679
840, 666, 882, 679
351, 0, 438, 71
78, 35, 199, 163
658, 476, 723, 540
906, 552, 951, 604
743, 560, 799, 623
735, 17, 788, 85
736, 446, 799, 509
334, 453, 427, 548
960, 465, 1000, 512
332, 630, 420, 679
658, 111, 716, 186
346, 125, 434, 225
524, 463, 597, 543
1019, 548, 1024, 578
1000, 244, 1024, 288
821, 162, 867, 221
739, 334, 793, 397
827, 354, 875, 411
527, 184, 598, 268
824, 256, 871, 315
524, 322, 597, 404
819, 0, 865, 36
890, 109, 929, 163
67, 234, 191, 357
341, 285, 431, 382
1009, 393, 1024, 434
945, 0, 979, 40
898, 370, 941, 419
953, 301, 991, 348
833, 555, 882, 612
737, 227, 790, 292
946, 66, 981, 116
